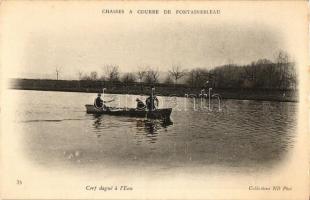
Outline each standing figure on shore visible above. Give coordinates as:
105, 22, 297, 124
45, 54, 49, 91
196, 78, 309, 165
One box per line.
145, 87, 159, 111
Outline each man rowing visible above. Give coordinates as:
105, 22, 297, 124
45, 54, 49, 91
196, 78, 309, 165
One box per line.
94, 93, 114, 110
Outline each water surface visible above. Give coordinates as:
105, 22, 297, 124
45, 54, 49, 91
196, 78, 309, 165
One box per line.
11, 90, 297, 173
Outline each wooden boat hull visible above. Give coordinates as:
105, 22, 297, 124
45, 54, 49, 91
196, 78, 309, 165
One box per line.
85, 104, 172, 119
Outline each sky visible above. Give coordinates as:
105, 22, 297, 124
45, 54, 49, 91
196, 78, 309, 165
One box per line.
1, 2, 288, 80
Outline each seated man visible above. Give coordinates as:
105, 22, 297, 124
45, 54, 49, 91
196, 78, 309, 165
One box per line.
94, 93, 104, 108
136, 98, 146, 110
94, 93, 110, 110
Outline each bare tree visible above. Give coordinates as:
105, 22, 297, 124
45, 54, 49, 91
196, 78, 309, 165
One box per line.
275, 50, 289, 64
186, 68, 209, 88
90, 71, 98, 80
137, 67, 147, 83
145, 68, 160, 84
274, 51, 290, 89
77, 71, 83, 80
55, 67, 61, 80
164, 74, 173, 84
81, 74, 91, 80
103, 65, 120, 82
168, 65, 187, 85
121, 72, 136, 83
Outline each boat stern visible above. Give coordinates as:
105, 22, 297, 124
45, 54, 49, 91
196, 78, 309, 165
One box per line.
85, 104, 101, 113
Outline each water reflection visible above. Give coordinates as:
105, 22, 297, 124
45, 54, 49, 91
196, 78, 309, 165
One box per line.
16, 90, 297, 170
92, 114, 105, 137
136, 118, 173, 143
91, 114, 173, 142
136, 118, 173, 133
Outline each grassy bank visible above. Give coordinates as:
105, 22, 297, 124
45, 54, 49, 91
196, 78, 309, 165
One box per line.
10, 78, 298, 102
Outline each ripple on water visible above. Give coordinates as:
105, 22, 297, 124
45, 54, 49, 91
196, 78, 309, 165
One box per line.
11, 90, 297, 171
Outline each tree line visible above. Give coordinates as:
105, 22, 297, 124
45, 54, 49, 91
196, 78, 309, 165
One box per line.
76, 51, 297, 90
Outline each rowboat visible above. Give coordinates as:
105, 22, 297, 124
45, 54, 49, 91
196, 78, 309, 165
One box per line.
85, 104, 172, 119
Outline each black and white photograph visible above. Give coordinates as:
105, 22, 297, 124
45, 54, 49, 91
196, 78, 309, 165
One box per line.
1, 1, 309, 199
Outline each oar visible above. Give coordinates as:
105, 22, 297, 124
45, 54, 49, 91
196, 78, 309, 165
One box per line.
104, 99, 115, 103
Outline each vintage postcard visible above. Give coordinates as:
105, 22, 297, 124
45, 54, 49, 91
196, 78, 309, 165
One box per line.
0, 0, 309, 199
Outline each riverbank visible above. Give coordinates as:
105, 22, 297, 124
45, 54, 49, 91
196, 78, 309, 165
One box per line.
9, 78, 298, 102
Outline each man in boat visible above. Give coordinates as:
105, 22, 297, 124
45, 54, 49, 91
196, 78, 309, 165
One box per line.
94, 93, 113, 110
94, 93, 104, 109
145, 87, 159, 111
136, 98, 146, 110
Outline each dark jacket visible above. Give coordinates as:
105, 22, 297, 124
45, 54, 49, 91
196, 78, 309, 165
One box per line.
136, 100, 146, 110
94, 96, 104, 108
146, 96, 159, 110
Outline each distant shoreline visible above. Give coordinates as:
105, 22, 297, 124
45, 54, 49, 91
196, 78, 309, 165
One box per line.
9, 78, 298, 102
